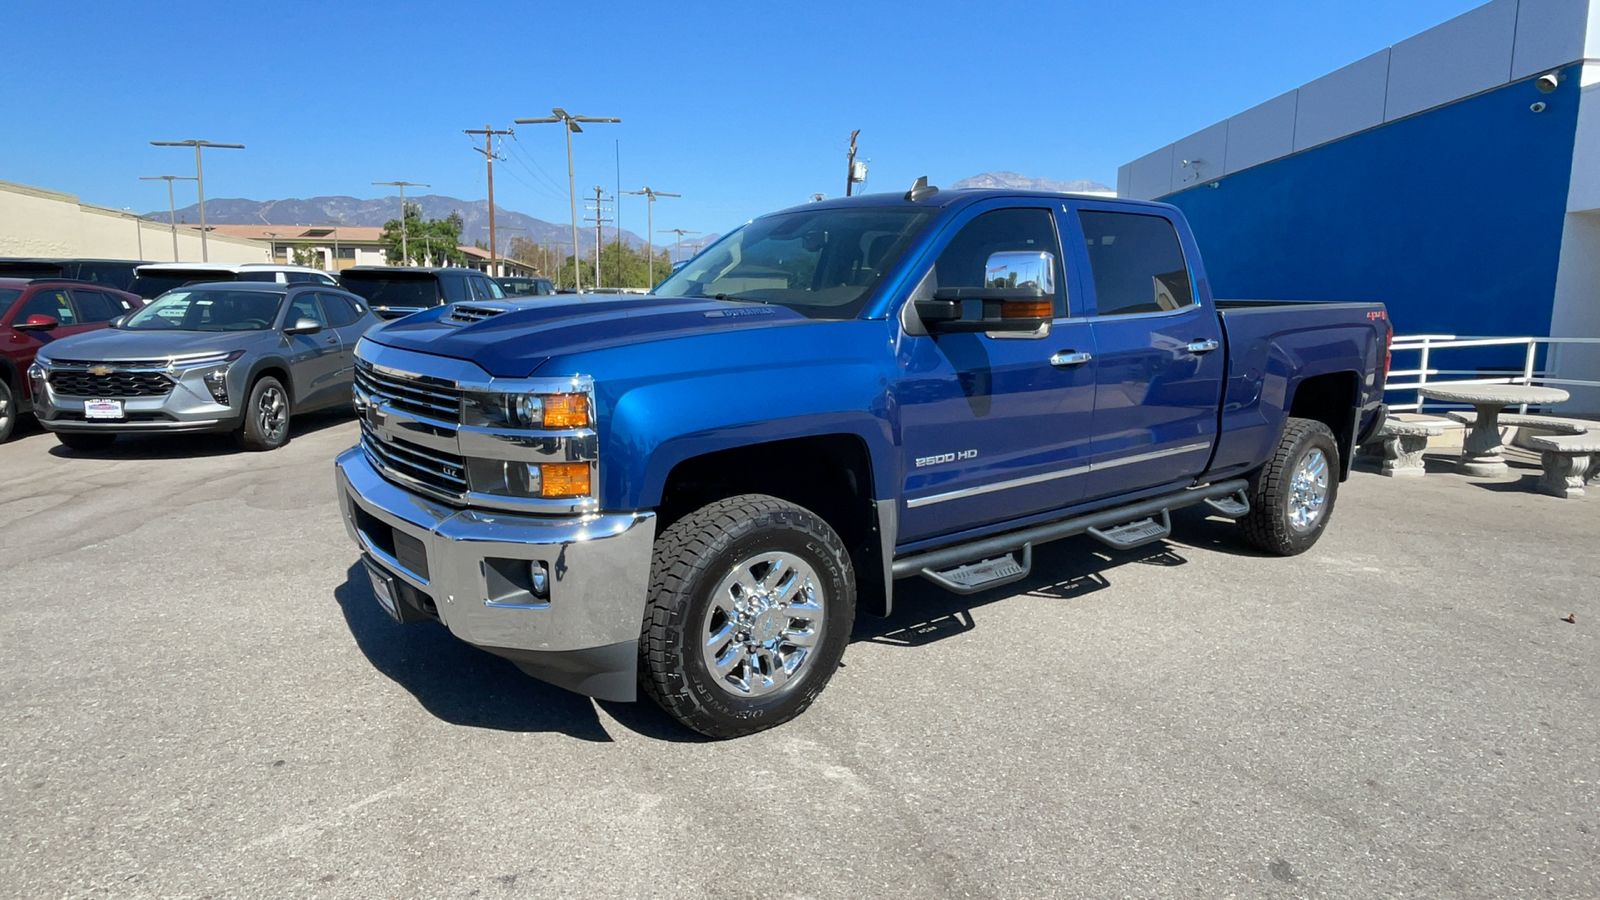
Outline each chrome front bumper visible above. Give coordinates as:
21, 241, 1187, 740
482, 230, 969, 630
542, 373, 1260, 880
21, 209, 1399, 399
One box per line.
335, 447, 656, 700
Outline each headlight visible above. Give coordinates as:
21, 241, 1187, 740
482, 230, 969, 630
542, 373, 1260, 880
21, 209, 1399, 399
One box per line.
170, 349, 246, 369
464, 392, 592, 429
26, 363, 47, 399
202, 367, 231, 404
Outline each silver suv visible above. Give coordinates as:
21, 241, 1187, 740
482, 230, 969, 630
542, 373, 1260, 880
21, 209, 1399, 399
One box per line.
30, 282, 380, 451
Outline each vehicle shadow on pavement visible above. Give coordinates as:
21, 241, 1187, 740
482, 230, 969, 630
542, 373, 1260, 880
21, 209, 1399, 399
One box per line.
333, 562, 620, 742
857, 508, 1268, 648
44, 410, 354, 460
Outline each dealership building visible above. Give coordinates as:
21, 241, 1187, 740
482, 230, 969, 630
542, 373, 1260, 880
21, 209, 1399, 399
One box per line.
1118, 0, 1600, 410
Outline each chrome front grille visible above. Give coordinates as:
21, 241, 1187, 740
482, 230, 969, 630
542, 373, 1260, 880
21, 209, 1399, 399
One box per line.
360, 421, 467, 497
354, 359, 462, 422
49, 370, 174, 398
448, 304, 507, 324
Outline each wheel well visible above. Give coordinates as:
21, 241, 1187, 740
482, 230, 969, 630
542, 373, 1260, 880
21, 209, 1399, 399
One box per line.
251, 365, 292, 405
657, 434, 888, 616
1288, 372, 1359, 479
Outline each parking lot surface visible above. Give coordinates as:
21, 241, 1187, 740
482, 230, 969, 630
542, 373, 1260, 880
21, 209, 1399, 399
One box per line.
1, 417, 1596, 899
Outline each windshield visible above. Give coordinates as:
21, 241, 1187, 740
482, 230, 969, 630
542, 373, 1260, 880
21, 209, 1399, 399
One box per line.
652, 206, 934, 319
123, 289, 283, 331
130, 270, 240, 299
340, 276, 442, 308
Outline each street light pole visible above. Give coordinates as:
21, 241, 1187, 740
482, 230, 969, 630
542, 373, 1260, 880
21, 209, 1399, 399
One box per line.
658, 228, 701, 265
372, 181, 429, 264
621, 186, 680, 287
140, 175, 196, 261
150, 140, 244, 262
514, 108, 620, 292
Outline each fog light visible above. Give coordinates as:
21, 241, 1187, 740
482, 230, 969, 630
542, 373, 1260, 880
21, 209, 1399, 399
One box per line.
27, 363, 48, 403
202, 367, 230, 404
529, 561, 550, 599
539, 462, 590, 498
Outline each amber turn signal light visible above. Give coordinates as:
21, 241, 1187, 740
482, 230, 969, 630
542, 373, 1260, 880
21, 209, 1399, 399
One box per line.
1001, 299, 1053, 319
540, 462, 591, 498
542, 394, 591, 428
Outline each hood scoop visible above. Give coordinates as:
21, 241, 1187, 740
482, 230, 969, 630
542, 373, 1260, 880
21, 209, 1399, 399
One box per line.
447, 303, 510, 324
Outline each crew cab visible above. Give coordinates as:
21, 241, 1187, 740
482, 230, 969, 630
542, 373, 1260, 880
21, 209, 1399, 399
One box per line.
335, 183, 1390, 739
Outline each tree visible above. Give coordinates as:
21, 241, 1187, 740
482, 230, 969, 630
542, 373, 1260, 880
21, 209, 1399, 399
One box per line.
380, 203, 467, 266
291, 245, 324, 269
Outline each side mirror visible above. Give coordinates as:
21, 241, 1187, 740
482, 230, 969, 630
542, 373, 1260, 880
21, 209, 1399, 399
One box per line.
109, 315, 127, 328
284, 317, 323, 335
14, 314, 60, 332
914, 250, 1056, 333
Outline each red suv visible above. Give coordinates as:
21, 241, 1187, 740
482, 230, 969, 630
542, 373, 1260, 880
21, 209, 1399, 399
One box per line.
0, 278, 143, 443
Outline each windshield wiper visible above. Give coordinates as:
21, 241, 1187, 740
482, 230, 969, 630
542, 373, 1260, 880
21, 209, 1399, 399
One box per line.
708, 293, 770, 304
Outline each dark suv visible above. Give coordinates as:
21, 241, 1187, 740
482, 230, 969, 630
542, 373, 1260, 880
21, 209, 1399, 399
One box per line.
0, 278, 143, 442
338, 267, 508, 319
0, 258, 149, 292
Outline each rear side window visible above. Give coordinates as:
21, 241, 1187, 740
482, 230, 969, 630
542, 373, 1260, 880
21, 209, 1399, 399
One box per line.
18, 290, 76, 325
340, 277, 442, 308
478, 277, 505, 299
284, 271, 320, 284
237, 271, 280, 282
440, 276, 468, 304
1078, 211, 1194, 317
319, 292, 361, 327
70, 289, 122, 323
287, 292, 326, 326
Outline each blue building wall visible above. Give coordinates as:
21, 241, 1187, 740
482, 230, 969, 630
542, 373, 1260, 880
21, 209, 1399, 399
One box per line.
1161, 64, 1582, 342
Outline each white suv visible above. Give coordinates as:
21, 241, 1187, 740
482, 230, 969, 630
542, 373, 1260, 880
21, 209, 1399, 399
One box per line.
129, 263, 338, 300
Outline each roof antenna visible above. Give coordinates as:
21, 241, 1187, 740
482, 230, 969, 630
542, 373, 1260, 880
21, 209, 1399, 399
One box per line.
905, 176, 939, 202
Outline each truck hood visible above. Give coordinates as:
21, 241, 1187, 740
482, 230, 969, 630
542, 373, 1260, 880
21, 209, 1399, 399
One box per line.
34, 327, 272, 363
365, 295, 813, 378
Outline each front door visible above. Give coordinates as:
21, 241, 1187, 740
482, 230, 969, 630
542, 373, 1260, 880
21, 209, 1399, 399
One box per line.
895, 204, 1099, 545
1071, 205, 1225, 500
283, 292, 343, 408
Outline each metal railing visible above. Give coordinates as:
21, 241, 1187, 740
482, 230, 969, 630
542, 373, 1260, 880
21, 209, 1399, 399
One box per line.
1385, 334, 1600, 414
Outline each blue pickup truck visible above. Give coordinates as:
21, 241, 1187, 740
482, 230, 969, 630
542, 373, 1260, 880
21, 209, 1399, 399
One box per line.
336, 183, 1390, 738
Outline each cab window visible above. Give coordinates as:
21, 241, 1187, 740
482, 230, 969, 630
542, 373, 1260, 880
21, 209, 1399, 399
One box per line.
933, 208, 1067, 317
17, 290, 76, 325
1078, 211, 1194, 316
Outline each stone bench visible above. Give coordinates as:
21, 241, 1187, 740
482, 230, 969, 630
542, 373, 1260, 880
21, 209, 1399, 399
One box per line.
1445, 411, 1591, 436
1359, 417, 1453, 477
1522, 433, 1600, 499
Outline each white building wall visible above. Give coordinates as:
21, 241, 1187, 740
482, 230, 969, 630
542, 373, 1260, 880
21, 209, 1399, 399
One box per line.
1225, 91, 1297, 174
1383, 0, 1518, 121
1548, 61, 1600, 411
0, 180, 265, 264
1294, 50, 1391, 152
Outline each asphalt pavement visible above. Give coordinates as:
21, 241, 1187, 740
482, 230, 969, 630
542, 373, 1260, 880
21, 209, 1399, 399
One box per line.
0, 414, 1596, 899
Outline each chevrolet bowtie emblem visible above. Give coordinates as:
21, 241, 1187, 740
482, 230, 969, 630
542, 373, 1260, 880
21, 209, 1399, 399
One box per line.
87, 365, 114, 376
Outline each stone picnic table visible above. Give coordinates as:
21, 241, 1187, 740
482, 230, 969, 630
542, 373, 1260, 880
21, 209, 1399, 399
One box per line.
1417, 383, 1570, 476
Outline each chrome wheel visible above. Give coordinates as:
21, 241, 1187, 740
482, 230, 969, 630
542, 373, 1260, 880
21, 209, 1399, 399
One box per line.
700, 551, 826, 698
1287, 448, 1329, 532
0, 382, 12, 435
256, 384, 288, 443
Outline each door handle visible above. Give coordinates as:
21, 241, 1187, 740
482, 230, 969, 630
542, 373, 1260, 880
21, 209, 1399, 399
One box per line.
325, 336, 338, 344
1050, 350, 1094, 368
1186, 338, 1220, 354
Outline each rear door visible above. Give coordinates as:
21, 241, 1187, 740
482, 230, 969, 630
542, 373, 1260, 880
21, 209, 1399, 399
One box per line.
895, 203, 1099, 544
1070, 203, 1225, 500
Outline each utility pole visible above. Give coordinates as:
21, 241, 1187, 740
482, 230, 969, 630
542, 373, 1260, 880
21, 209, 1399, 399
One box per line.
140, 174, 196, 261
372, 181, 429, 265
463, 125, 514, 277
584, 186, 613, 289
658, 228, 701, 264
150, 139, 245, 261
514, 108, 620, 291
621, 186, 679, 287
845, 129, 860, 197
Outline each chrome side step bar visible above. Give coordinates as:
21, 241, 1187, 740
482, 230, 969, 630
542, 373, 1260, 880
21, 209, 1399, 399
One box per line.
892, 479, 1250, 586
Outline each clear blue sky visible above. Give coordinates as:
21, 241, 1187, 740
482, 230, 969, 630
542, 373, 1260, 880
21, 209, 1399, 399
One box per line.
0, 0, 1481, 241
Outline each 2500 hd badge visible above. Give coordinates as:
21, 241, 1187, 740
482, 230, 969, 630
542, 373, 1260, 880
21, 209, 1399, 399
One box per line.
916, 449, 978, 467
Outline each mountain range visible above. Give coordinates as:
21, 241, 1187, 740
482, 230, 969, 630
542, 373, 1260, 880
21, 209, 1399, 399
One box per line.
145, 172, 1110, 254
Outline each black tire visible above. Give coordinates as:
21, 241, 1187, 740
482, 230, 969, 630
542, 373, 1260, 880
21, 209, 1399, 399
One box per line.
55, 431, 116, 452
1238, 417, 1340, 556
235, 376, 291, 451
639, 494, 856, 739
0, 379, 15, 444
